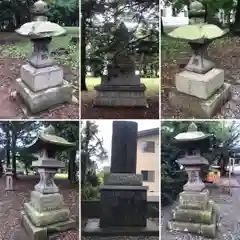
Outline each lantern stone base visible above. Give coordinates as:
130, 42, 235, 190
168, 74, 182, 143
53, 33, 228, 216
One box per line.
20, 64, 63, 92
21, 190, 75, 240
16, 78, 72, 113
169, 83, 231, 118
21, 211, 75, 240
24, 202, 70, 227
168, 191, 219, 238
93, 84, 148, 107
175, 68, 224, 100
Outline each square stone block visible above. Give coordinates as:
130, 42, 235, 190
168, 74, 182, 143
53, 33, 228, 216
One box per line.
100, 185, 147, 228
30, 191, 64, 212
24, 202, 70, 227
179, 190, 209, 210
16, 78, 72, 113
21, 64, 63, 92
93, 84, 148, 107
21, 211, 76, 240
175, 68, 224, 99
169, 83, 231, 118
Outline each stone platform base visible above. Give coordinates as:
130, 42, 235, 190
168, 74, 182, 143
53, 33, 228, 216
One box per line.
169, 83, 231, 118
82, 218, 159, 237
168, 212, 217, 238
16, 78, 72, 113
93, 84, 148, 107
24, 202, 70, 227
21, 211, 75, 240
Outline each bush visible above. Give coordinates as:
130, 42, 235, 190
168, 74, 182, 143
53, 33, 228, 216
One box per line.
81, 184, 100, 200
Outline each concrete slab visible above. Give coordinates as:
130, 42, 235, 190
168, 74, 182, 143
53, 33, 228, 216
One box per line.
82, 218, 159, 237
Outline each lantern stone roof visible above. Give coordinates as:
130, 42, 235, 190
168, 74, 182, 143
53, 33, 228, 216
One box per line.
174, 122, 211, 142
15, 0, 66, 39
26, 125, 75, 152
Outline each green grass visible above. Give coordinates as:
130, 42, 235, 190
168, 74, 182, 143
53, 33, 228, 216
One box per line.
55, 173, 68, 179
0, 26, 79, 70
86, 77, 159, 96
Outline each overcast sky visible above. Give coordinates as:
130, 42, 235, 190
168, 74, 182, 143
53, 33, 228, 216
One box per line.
96, 120, 159, 170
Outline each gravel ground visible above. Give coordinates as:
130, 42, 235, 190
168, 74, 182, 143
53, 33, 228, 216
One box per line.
81, 219, 159, 240
161, 183, 240, 240
0, 175, 79, 239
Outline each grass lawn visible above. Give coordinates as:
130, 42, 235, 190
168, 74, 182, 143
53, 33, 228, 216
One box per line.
0, 26, 79, 70
55, 173, 68, 179
86, 77, 159, 97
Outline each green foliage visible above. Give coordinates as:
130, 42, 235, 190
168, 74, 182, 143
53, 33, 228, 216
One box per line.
82, 0, 159, 78
81, 184, 100, 200
81, 121, 107, 196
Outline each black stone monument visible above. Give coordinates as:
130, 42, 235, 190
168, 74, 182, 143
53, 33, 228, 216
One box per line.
83, 121, 159, 236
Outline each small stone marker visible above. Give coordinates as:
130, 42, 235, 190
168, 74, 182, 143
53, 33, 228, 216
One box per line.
15, 0, 72, 114
21, 125, 76, 240
167, 0, 231, 118
168, 123, 219, 237
5, 168, 13, 191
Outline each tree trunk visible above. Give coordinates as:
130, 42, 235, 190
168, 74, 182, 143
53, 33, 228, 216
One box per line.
11, 132, 17, 179
231, 0, 240, 33
68, 150, 76, 183
6, 123, 10, 167
25, 165, 28, 175
81, 5, 87, 91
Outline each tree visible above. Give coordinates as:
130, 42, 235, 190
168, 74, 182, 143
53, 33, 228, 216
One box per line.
81, 0, 159, 90
80, 121, 107, 185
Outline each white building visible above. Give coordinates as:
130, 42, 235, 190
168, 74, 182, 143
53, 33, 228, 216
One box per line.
160, 1, 235, 27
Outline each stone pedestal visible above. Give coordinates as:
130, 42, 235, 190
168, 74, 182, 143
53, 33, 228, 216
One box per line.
5, 169, 13, 191
21, 162, 75, 240
169, 68, 231, 118
168, 190, 219, 238
16, 57, 72, 114
93, 75, 148, 107
83, 173, 159, 236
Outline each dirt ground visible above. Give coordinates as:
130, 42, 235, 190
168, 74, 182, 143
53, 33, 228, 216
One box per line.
161, 182, 240, 240
161, 36, 240, 119
0, 175, 79, 240
81, 90, 159, 119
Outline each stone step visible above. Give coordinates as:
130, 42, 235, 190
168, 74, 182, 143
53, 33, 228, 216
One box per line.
172, 204, 214, 224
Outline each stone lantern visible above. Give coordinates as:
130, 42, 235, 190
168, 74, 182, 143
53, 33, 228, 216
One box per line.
15, 0, 72, 113
168, 122, 219, 237
167, 0, 230, 118
5, 167, 13, 191
21, 125, 76, 239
